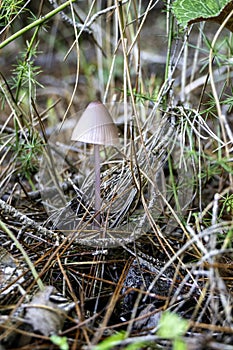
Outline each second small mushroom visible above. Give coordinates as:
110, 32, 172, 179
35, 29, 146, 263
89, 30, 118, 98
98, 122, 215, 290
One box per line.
71, 101, 119, 229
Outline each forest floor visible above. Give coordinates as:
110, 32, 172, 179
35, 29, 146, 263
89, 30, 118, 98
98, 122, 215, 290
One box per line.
0, 1, 233, 350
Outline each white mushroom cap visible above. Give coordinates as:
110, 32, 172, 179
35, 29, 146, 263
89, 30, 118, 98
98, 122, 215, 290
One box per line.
71, 101, 119, 146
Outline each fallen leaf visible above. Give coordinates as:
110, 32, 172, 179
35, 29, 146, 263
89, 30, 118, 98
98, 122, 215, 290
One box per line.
24, 286, 72, 336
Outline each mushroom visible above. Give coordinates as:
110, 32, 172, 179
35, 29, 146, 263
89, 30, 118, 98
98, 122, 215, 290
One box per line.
71, 101, 119, 229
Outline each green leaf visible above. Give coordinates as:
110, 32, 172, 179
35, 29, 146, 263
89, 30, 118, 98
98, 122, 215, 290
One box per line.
124, 341, 150, 350
173, 337, 188, 350
93, 332, 149, 350
172, 0, 231, 27
50, 335, 69, 350
93, 332, 126, 350
157, 311, 189, 339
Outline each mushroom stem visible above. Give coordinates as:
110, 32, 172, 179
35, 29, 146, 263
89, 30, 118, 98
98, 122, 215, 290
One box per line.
94, 143, 101, 228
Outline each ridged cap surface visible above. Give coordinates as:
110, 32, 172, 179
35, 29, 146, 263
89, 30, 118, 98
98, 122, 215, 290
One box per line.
71, 101, 119, 146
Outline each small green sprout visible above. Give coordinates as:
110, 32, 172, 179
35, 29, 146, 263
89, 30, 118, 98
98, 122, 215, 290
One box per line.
50, 335, 69, 350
